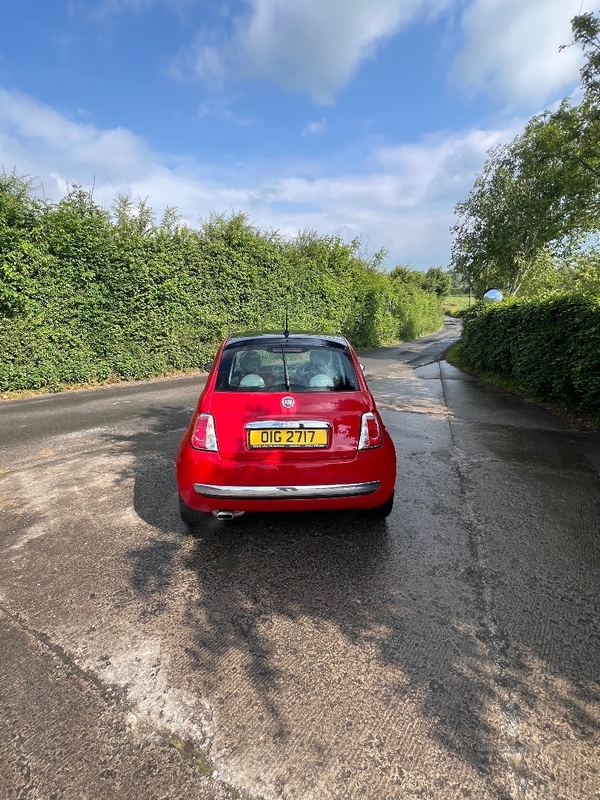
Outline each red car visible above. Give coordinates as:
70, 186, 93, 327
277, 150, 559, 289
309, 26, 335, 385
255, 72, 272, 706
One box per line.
176, 333, 396, 524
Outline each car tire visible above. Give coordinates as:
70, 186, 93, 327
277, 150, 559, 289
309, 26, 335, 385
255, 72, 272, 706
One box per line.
360, 492, 394, 520
178, 494, 205, 528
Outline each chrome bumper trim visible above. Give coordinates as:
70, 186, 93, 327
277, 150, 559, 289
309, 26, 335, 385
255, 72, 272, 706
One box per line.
193, 481, 381, 500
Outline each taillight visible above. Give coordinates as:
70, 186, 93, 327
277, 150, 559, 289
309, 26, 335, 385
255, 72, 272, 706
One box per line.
190, 413, 218, 451
358, 412, 383, 450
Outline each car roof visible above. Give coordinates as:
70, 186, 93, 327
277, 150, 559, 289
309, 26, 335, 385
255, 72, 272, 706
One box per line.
224, 333, 351, 350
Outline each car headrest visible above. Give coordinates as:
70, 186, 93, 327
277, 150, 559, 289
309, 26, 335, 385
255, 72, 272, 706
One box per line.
239, 373, 265, 387
309, 374, 334, 388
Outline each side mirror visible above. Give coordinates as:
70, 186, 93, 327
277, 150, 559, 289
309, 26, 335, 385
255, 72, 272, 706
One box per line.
359, 363, 365, 371
203, 362, 213, 373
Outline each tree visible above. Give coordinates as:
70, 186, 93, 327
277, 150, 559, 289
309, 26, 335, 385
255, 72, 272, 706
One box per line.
0, 172, 48, 317
451, 11, 600, 297
452, 103, 600, 295
420, 267, 451, 297
563, 12, 600, 102
449, 267, 469, 293
389, 265, 422, 286
451, 138, 549, 296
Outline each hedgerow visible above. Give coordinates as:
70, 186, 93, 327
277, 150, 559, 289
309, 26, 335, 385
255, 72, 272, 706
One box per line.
459, 296, 600, 412
0, 174, 443, 392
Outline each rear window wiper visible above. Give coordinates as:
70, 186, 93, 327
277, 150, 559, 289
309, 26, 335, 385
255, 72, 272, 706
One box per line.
280, 346, 291, 392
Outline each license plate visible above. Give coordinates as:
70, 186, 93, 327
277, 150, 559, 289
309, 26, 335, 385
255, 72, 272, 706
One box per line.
248, 428, 328, 448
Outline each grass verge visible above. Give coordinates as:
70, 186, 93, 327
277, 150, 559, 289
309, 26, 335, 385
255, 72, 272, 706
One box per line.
446, 344, 600, 431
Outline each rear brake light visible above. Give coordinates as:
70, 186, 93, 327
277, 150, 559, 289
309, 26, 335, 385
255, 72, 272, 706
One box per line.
191, 413, 218, 451
358, 412, 383, 450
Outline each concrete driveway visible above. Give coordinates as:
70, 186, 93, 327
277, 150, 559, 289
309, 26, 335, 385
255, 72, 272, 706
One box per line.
1, 318, 599, 800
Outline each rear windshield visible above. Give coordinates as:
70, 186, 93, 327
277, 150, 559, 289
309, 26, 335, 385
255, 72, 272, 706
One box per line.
215, 343, 360, 392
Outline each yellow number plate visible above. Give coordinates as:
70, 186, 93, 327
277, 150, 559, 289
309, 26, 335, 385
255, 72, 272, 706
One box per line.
248, 428, 328, 448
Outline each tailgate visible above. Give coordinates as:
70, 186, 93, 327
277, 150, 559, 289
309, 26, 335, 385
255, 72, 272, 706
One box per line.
208, 391, 367, 461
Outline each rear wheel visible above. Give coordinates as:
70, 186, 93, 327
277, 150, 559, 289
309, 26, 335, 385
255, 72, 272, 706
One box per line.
360, 492, 394, 520
178, 493, 206, 528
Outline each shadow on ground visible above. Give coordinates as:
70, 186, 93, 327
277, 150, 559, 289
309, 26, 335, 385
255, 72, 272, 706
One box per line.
113, 402, 600, 799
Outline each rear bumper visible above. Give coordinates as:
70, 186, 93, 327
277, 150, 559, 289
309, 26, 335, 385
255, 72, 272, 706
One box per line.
177, 436, 396, 513
194, 480, 380, 500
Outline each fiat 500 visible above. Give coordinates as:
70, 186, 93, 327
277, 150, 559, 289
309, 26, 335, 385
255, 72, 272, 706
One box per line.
176, 333, 396, 524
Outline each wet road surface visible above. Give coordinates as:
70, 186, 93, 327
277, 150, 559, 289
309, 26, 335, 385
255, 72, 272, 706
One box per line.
1, 318, 599, 799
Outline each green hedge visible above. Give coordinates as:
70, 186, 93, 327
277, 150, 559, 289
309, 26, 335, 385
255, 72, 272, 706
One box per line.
0, 176, 443, 392
460, 296, 600, 411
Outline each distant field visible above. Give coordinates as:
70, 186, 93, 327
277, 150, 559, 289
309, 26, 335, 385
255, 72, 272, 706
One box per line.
443, 294, 471, 316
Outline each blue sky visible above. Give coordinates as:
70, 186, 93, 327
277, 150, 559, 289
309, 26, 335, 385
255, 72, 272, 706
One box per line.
0, 0, 593, 269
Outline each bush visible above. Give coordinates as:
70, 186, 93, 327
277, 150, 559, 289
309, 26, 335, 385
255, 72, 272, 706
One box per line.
460, 295, 600, 411
0, 177, 444, 391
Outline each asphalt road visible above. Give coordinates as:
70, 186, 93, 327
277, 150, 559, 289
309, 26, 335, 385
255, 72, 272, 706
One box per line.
1, 318, 599, 800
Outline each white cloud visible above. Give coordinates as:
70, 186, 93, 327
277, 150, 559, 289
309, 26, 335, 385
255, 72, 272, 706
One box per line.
0, 89, 154, 188
255, 126, 515, 264
302, 119, 327, 137
0, 86, 517, 268
185, 0, 451, 103
452, 0, 596, 106
90, 0, 594, 111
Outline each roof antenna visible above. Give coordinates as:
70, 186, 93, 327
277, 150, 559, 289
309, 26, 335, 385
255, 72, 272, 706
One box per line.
284, 309, 289, 338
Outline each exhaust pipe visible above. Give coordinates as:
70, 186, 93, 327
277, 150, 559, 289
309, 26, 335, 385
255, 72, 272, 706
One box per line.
212, 510, 245, 521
